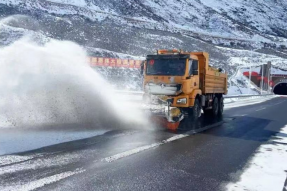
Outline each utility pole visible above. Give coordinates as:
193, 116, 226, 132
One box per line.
267, 70, 270, 93
249, 44, 255, 95
261, 64, 264, 94
267, 61, 271, 93
248, 42, 260, 95
248, 65, 252, 94
270, 72, 273, 94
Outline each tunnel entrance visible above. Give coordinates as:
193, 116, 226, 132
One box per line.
274, 83, 287, 95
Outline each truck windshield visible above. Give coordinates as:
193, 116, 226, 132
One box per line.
146, 59, 186, 76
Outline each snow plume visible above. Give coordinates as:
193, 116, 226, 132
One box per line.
0, 37, 148, 129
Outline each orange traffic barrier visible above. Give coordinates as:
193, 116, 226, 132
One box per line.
89, 57, 143, 68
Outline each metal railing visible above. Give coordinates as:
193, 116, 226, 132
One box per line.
224, 94, 274, 99
115, 90, 274, 99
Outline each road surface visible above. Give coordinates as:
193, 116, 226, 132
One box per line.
1, 96, 287, 191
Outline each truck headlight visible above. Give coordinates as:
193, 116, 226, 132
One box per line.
176, 98, 187, 104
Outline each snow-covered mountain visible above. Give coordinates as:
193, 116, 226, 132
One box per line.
2, 0, 287, 42
1, 0, 287, 90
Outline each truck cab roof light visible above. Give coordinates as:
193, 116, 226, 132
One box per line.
157, 49, 182, 55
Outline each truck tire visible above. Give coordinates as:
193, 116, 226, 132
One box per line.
191, 99, 201, 120
211, 97, 219, 116
218, 96, 224, 116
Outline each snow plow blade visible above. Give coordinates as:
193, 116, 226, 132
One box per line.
149, 115, 181, 131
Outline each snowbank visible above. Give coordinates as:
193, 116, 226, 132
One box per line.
226, 124, 287, 191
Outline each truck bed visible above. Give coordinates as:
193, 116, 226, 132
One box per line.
204, 69, 227, 94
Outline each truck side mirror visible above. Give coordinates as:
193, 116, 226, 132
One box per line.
193, 70, 198, 75
140, 62, 144, 75
218, 68, 223, 73
192, 60, 199, 75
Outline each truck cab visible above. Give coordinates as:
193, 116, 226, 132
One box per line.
143, 49, 227, 130
144, 50, 201, 108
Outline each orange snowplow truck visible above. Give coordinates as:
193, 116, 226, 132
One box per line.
142, 49, 228, 130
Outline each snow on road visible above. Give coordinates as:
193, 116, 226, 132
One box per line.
226, 124, 287, 191
0, 155, 33, 166
0, 168, 85, 191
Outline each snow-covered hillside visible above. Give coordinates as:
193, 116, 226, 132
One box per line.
1, 0, 287, 91
2, 0, 287, 43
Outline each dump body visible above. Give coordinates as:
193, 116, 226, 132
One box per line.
193, 52, 227, 95
143, 49, 227, 130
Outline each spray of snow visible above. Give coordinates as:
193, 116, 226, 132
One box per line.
0, 36, 148, 129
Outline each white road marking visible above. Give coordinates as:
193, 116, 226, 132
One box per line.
103, 134, 189, 163
0, 153, 79, 176
255, 107, 266, 111
0, 169, 85, 191
103, 121, 225, 163
273, 100, 286, 105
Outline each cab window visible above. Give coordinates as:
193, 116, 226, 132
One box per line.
189, 60, 198, 75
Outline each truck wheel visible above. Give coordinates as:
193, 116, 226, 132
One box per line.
212, 97, 219, 116
191, 99, 201, 120
218, 96, 224, 116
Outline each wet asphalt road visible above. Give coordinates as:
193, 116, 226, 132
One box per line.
1, 96, 287, 191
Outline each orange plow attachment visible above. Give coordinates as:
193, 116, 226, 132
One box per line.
149, 116, 180, 131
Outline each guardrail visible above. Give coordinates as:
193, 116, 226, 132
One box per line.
114, 90, 275, 107
224, 94, 274, 99
115, 90, 274, 99
223, 94, 275, 104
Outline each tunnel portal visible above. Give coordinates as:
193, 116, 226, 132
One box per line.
274, 83, 287, 95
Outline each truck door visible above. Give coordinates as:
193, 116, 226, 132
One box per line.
189, 59, 199, 87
